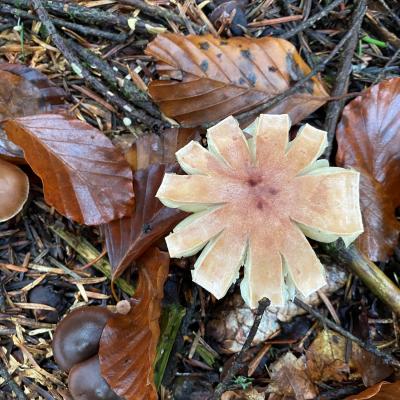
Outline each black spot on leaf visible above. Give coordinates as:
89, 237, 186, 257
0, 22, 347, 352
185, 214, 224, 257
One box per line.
199, 42, 210, 50
241, 49, 251, 60
269, 66, 278, 72
200, 60, 209, 72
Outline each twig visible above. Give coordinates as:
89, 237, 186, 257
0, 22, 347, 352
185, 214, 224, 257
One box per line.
0, 4, 127, 42
323, 0, 367, 159
120, 0, 201, 31
294, 297, 400, 368
279, 0, 344, 40
199, 12, 366, 129
376, 0, 400, 27
373, 47, 400, 83
211, 298, 271, 400
0, 360, 27, 400
322, 241, 400, 316
5, 0, 166, 35
67, 40, 161, 118
29, 0, 164, 129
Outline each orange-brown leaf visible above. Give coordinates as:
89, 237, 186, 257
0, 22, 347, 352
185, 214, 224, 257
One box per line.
146, 33, 328, 126
346, 381, 400, 400
336, 78, 400, 261
99, 248, 170, 400
3, 114, 134, 225
0, 64, 66, 161
130, 127, 199, 170
101, 163, 186, 279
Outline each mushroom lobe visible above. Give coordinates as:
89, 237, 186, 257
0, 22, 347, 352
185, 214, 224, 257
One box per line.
68, 355, 121, 400
0, 158, 29, 222
52, 306, 113, 372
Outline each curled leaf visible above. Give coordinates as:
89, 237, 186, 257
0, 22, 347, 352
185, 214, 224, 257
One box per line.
146, 33, 328, 126
102, 163, 186, 279
157, 114, 363, 307
0, 64, 67, 161
336, 78, 400, 261
99, 248, 170, 400
3, 114, 134, 225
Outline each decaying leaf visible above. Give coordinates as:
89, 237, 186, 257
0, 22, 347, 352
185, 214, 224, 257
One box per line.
2, 114, 134, 226
0, 64, 66, 161
346, 381, 400, 400
0, 64, 66, 121
268, 330, 393, 400
336, 77, 400, 261
99, 248, 170, 400
146, 33, 328, 126
157, 114, 363, 307
222, 388, 265, 400
102, 164, 186, 279
0, 158, 29, 222
268, 352, 317, 399
306, 329, 392, 386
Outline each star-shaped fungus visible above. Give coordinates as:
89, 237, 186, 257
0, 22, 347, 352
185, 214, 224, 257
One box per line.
156, 115, 363, 308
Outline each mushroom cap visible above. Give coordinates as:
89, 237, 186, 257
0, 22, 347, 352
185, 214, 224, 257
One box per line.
0, 158, 29, 222
68, 355, 121, 400
52, 306, 113, 372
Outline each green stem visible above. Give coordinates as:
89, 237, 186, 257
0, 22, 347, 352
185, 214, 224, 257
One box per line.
154, 304, 186, 388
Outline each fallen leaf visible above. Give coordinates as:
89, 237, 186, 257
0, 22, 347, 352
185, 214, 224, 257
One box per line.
268, 352, 317, 399
156, 114, 363, 307
0, 64, 66, 121
101, 163, 186, 279
99, 248, 170, 400
222, 388, 265, 400
306, 329, 392, 386
0, 64, 66, 161
2, 114, 134, 226
146, 33, 328, 126
336, 78, 400, 261
129, 127, 199, 170
346, 381, 400, 400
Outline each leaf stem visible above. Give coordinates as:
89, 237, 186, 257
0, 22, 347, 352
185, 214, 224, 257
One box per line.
322, 241, 400, 316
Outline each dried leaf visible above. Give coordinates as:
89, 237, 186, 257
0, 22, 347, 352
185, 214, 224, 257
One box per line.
102, 163, 186, 279
306, 329, 392, 386
2, 114, 134, 225
336, 78, 400, 261
346, 381, 400, 400
130, 127, 199, 170
99, 248, 169, 400
0, 64, 66, 121
146, 33, 328, 126
157, 114, 363, 307
0, 64, 66, 161
268, 352, 317, 399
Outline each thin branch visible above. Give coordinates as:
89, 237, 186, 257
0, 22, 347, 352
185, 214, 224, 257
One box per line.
294, 297, 400, 368
211, 298, 271, 399
29, 0, 165, 130
279, 0, 344, 40
323, 0, 367, 159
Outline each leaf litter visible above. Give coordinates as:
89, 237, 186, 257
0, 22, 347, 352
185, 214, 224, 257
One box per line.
0, 1, 399, 400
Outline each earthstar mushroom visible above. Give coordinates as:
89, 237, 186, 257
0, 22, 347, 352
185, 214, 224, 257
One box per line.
0, 158, 29, 222
156, 114, 363, 308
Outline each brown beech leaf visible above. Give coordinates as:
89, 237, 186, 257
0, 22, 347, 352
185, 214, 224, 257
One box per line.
130, 127, 199, 170
336, 78, 400, 261
99, 247, 170, 400
0, 64, 66, 161
146, 33, 328, 126
101, 163, 186, 279
2, 114, 134, 225
346, 381, 400, 400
